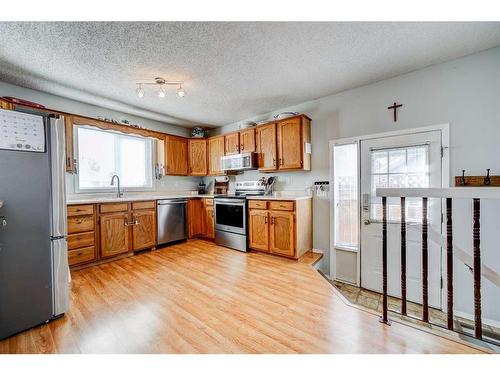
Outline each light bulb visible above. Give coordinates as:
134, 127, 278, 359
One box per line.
177, 85, 186, 98
158, 85, 166, 98
136, 85, 145, 98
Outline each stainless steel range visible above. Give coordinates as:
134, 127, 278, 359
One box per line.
214, 178, 275, 252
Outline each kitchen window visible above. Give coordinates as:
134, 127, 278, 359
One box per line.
74, 126, 154, 192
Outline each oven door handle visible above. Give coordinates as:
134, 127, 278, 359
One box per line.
215, 199, 246, 205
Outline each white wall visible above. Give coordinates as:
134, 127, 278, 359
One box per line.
211, 46, 500, 323
0, 81, 201, 194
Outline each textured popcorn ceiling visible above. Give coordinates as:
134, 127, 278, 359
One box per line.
0, 22, 499, 127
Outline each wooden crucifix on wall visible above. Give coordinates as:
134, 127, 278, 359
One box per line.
387, 102, 403, 122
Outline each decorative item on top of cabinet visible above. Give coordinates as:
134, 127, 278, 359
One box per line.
188, 138, 207, 176
207, 135, 226, 175
165, 135, 188, 175
248, 198, 312, 259
225, 132, 240, 155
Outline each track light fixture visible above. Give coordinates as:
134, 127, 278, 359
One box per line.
135, 77, 186, 99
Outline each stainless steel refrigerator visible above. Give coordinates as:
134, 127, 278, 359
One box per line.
0, 108, 70, 340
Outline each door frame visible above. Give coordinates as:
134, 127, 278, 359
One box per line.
329, 124, 450, 304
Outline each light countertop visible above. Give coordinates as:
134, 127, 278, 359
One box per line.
67, 193, 215, 205
66, 192, 312, 205
245, 193, 312, 201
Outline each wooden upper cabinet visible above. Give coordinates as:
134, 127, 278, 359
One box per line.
165, 135, 188, 175
249, 210, 270, 252
256, 123, 277, 171
239, 128, 256, 153
269, 211, 295, 257
100, 212, 130, 258
225, 132, 240, 155
0, 101, 12, 110
277, 118, 303, 169
188, 139, 207, 176
208, 136, 226, 175
131, 209, 156, 251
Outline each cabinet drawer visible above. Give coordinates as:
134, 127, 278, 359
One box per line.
68, 246, 96, 266
100, 202, 129, 213
269, 201, 295, 211
132, 201, 155, 210
68, 231, 95, 250
68, 204, 94, 216
248, 200, 268, 210
68, 215, 95, 234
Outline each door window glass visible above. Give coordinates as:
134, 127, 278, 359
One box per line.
370, 145, 429, 222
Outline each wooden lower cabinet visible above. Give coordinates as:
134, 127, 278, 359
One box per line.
248, 199, 312, 259
188, 198, 215, 239
67, 204, 97, 267
99, 212, 130, 258
68, 201, 157, 268
269, 211, 295, 256
249, 210, 270, 252
132, 209, 156, 250
204, 200, 215, 239
188, 199, 205, 238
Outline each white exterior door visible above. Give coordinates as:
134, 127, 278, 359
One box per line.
360, 130, 443, 308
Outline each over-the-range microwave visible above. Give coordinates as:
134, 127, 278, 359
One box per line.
220, 152, 258, 171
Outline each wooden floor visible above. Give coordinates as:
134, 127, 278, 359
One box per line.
0, 240, 483, 354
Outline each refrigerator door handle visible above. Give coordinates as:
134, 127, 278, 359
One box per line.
50, 116, 68, 238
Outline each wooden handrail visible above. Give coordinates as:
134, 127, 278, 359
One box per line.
376, 187, 500, 199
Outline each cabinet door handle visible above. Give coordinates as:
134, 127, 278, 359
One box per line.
264, 216, 267, 224
271, 216, 275, 224
273, 158, 276, 166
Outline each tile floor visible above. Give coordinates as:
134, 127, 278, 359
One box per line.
331, 280, 500, 345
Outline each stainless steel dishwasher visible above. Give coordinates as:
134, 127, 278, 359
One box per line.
157, 199, 188, 245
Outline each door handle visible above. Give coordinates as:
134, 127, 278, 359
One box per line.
363, 219, 371, 225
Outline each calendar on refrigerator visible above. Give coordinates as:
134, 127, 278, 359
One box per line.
0, 108, 46, 152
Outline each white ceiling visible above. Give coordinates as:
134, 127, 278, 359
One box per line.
0, 22, 499, 127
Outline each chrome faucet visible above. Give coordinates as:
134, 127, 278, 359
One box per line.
110, 174, 123, 198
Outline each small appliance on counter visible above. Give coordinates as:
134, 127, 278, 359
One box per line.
214, 177, 229, 195
197, 179, 207, 194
